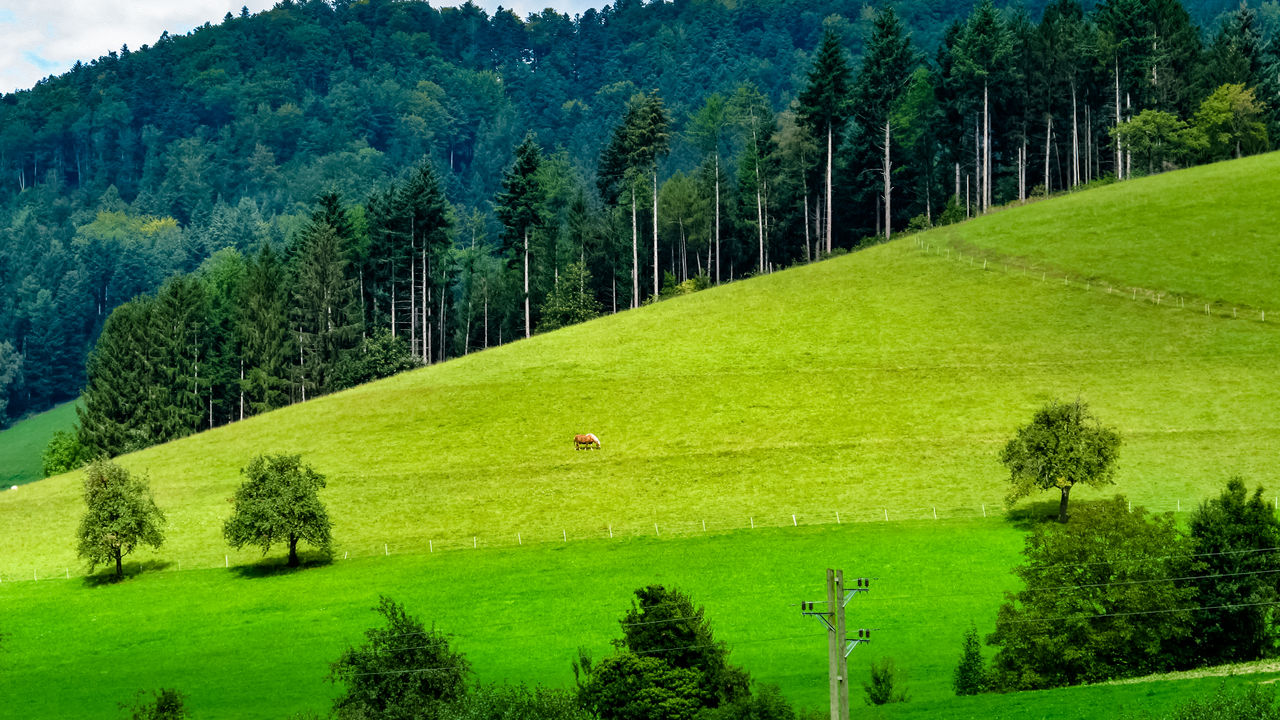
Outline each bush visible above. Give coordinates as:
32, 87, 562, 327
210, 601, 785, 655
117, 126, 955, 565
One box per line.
42, 429, 91, 477
438, 683, 596, 720
121, 688, 187, 720
1121, 682, 1280, 720
330, 329, 421, 392
700, 683, 797, 720
330, 596, 471, 720
862, 657, 908, 705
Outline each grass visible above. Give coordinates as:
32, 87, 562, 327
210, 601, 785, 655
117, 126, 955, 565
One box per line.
3, 154, 1280, 717
936, 153, 1280, 312
4, 519, 1275, 720
0, 401, 76, 488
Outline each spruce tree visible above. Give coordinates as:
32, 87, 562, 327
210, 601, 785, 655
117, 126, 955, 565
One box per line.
238, 242, 292, 415
797, 28, 854, 253
290, 223, 361, 400
496, 133, 546, 339
149, 275, 210, 442
854, 7, 919, 239
78, 299, 156, 457
399, 161, 452, 362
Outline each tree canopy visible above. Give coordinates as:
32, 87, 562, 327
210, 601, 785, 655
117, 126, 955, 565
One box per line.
222, 453, 332, 567
76, 459, 167, 579
1000, 398, 1121, 522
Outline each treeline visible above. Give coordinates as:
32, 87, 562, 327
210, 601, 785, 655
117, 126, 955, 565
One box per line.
2, 0, 1278, 426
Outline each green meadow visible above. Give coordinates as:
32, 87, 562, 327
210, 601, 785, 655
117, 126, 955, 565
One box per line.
3, 155, 1280, 717
0, 401, 76, 488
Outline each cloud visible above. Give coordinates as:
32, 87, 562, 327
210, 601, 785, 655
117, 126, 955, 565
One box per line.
1, 0, 598, 94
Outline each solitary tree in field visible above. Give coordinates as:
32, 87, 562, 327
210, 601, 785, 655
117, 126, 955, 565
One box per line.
1000, 398, 1120, 523
76, 459, 167, 579
223, 454, 331, 567
330, 596, 471, 720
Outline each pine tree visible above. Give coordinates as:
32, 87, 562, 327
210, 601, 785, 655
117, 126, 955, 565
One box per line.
797, 28, 854, 253
495, 134, 546, 340
239, 241, 291, 416
854, 7, 919, 239
77, 299, 156, 457
954, 0, 1015, 213
290, 223, 361, 400
149, 275, 210, 441
399, 162, 452, 362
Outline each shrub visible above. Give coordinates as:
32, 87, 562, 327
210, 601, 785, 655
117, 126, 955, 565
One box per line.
122, 688, 187, 720
42, 429, 91, 477
862, 657, 908, 705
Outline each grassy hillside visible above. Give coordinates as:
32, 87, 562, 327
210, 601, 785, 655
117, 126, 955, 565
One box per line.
2, 155, 1280, 717
940, 153, 1280, 313
0, 401, 76, 487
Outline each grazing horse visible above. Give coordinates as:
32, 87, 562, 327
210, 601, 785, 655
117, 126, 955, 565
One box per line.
574, 433, 601, 450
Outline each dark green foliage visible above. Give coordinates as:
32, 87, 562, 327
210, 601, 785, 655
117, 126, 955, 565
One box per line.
1000, 398, 1121, 523
863, 657, 909, 705
615, 585, 750, 707
330, 596, 471, 720
238, 242, 292, 415
0, 341, 21, 426
291, 221, 362, 399
797, 29, 855, 142
41, 429, 91, 477
437, 683, 597, 720
331, 329, 422, 392
1185, 478, 1280, 664
537, 261, 601, 333
953, 622, 988, 695
121, 688, 188, 720
987, 497, 1194, 689
576, 653, 707, 720
223, 454, 332, 567
77, 299, 159, 458
76, 459, 166, 579
700, 684, 797, 720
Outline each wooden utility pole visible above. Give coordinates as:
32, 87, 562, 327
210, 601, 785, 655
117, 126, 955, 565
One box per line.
803, 569, 873, 720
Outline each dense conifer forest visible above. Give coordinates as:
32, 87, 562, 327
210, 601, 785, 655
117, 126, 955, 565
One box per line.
0, 0, 1276, 458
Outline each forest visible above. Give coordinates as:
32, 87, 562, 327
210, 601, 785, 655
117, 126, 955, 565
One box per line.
0, 0, 1276, 458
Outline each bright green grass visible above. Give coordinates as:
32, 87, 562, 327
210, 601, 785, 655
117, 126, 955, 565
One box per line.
4, 221, 1279, 576
3, 157, 1280, 717
934, 152, 1280, 312
0, 401, 76, 487
3, 521, 1273, 719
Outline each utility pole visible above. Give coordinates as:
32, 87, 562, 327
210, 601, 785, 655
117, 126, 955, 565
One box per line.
801, 569, 873, 720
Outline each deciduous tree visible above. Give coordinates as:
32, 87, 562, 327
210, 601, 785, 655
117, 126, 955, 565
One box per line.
76, 459, 166, 579
1000, 398, 1120, 523
223, 453, 332, 567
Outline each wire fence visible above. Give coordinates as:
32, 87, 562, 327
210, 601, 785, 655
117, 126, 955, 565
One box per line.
0, 495, 1256, 586
910, 235, 1276, 325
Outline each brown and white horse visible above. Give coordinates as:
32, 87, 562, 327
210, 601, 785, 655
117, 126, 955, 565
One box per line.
574, 433, 601, 450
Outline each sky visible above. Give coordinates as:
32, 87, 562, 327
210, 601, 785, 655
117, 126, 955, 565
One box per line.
1, 0, 597, 94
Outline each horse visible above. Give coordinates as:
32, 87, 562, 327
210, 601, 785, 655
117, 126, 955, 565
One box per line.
574, 433, 601, 450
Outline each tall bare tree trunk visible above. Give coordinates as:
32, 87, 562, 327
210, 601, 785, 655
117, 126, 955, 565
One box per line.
974, 116, 981, 214
714, 154, 721, 284
955, 162, 960, 204
652, 169, 659, 298
427, 248, 432, 361
1071, 82, 1080, 187
1114, 58, 1122, 180
983, 82, 991, 212
631, 186, 638, 308
882, 120, 892, 241
825, 126, 833, 253
523, 228, 530, 338
803, 179, 811, 263
1044, 115, 1053, 197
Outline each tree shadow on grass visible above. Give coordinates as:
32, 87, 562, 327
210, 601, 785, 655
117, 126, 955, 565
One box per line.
1005, 497, 1125, 532
81, 559, 174, 587
229, 553, 333, 579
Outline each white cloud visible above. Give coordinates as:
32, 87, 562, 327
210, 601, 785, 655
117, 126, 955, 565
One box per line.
2, 1, 599, 95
